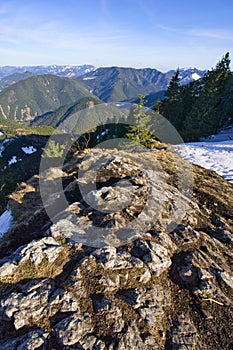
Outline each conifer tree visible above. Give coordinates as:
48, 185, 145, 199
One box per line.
154, 68, 184, 130
126, 94, 154, 148
182, 52, 232, 140
42, 140, 66, 158
155, 53, 232, 141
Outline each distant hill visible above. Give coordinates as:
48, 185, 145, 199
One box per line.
0, 65, 206, 107
0, 74, 93, 122
0, 64, 95, 81
32, 96, 103, 128
0, 65, 95, 92
0, 72, 34, 91
32, 96, 128, 135
0, 65, 206, 101
78, 67, 206, 102
130, 90, 166, 107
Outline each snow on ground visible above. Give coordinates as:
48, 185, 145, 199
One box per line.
0, 210, 14, 238
8, 155, 18, 165
0, 138, 13, 157
101, 129, 109, 137
175, 140, 233, 183
21, 146, 37, 154
83, 76, 96, 80
8, 156, 17, 165
200, 125, 233, 142
192, 72, 201, 80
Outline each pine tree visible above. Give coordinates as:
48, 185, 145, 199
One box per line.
126, 94, 154, 148
182, 52, 232, 140
165, 68, 181, 100
154, 68, 184, 130
219, 75, 233, 127
42, 140, 66, 158
155, 53, 232, 141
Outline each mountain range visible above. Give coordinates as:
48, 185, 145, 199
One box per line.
0, 65, 206, 122
0, 64, 94, 83
0, 65, 95, 91
79, 66, 206, 102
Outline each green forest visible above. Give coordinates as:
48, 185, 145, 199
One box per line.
153, 53, 233, 141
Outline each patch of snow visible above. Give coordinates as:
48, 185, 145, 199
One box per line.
21, 146, 37, 154
85, 67, 95, 73
100, 129, 109, 137
0, 210, 14, 238
200, 125, 233, 142
0, 143, 4, 158
8, 155, 17, 165
113, 102, 131, 108
192, 73, 201, 80
83, 76, 96, 80
65, 72, 76, 78
0, 138, 13, 157
175, 140, 233, 182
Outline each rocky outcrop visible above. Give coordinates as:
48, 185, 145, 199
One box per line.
0, 237, 63, 277
0, 148, 232, 349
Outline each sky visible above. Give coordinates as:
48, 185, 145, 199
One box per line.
0, 0, 233, 71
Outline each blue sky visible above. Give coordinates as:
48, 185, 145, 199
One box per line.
0, 0, 233, 71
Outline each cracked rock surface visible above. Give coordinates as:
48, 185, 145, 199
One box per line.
0, 148, 232, 349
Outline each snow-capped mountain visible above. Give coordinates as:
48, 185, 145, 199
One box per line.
0, 65, 95, 80
78, 66, 206, 102
0, 65, 206, 102
177, 67, 205, 84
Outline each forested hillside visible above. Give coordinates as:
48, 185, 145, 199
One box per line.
79, 67, 206, 102
154, 53, 233, 141
0, 75, 92, 122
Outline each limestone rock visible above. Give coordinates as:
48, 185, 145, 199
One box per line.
0, 148, 232, 349
166, 313, 200, 349
131, 239, 172, 276
1, 279, 55, 329
54, 313, 94, 346
115, 322, 157, 350
90, 246, 144, 270
77, 335, 106, 350
0, 237, 63, 277
18, 236, 63, 265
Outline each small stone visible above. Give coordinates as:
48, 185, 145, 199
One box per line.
1, 279, 55, 329
131, 240, 171, 276
54, 313, 93, 346
78, 334, 106, 350
138, 268, 151, 283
